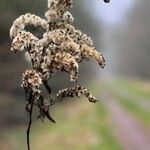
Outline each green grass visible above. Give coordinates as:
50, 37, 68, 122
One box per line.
106, 79, 150, 127
112, 78, 150, 100
94, 104, 121, 150
114, 94, 150, 126
3, 78, 150, 150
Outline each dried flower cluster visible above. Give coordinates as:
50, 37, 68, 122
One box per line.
10, 0, 109, 150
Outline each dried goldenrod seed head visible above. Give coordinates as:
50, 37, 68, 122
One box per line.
10, 13, 47, 39
57, 86, 97, 103
48, 0, 58, 9
45, 10, 58, 22
10, 0, 105, 115
9, 0, 107, 149
11, 31, 38, 52
10, 0, 105, 117
62, 11, 74, 23
22, 69, 42, 94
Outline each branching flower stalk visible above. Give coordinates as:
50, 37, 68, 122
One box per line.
10, 0, 110, 150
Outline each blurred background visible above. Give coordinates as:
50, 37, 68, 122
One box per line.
0, 0, 150, 149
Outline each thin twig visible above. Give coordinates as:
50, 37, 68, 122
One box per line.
27, 96, 34, 150
43, 80, 52, 95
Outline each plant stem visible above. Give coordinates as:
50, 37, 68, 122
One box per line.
43, 80, 52, 95
27, 97, 34, 150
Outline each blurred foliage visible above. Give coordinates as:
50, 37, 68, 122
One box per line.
115, 0, 150, 78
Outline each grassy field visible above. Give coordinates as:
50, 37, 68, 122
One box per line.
106, 78, 150, 127
1, 101, 121, 150
1, 78, 150, 150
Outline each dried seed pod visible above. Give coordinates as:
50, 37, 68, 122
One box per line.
57, 86, 98, 103
10, 13, 47, 38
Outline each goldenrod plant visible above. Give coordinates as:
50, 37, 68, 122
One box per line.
10, 0, 110, 149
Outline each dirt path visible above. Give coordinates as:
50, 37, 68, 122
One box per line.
102, 88, 150, 150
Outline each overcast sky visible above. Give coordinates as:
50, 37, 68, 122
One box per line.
85, 0, 135, 26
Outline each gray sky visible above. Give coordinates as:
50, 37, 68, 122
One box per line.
85, 0, 135, 26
